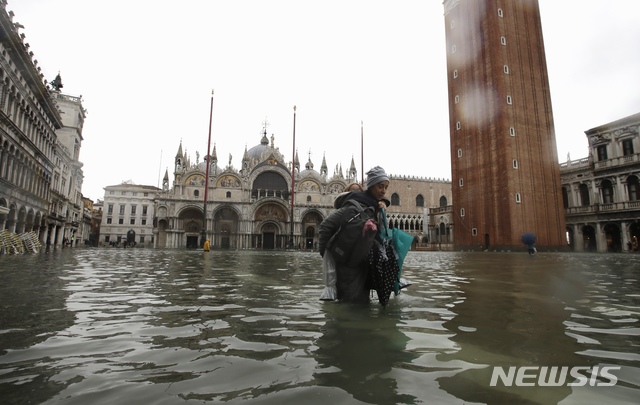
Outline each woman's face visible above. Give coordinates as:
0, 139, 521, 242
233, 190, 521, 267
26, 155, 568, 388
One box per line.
369, 180, 389, 201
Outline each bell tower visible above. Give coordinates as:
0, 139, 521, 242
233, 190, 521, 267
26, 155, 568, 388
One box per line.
443, 0, 566, 249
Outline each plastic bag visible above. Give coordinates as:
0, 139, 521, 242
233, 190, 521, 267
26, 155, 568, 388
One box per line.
319, 250, 338, 300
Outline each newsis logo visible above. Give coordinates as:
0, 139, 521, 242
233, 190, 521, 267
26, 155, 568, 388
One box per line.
490, 366, 621, 387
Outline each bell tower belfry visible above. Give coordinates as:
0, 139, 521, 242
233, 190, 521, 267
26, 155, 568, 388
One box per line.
443, 0, 566, 249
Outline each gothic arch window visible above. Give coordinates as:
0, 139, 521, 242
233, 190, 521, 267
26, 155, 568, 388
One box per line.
391, 193, 400, 206
306, 195, 312, 203
440, 195, 448, 207
226, 191, 231, 198
416, 194, 424, 207
627, 175, 639, 201
601, 179, 614, 204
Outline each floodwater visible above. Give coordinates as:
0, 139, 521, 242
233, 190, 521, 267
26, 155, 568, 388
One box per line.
0, 249, 638, 405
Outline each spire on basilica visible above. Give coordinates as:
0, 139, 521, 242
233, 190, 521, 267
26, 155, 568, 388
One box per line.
349, 155, 357, 181
294, 149, 300, 172
162, 168, 169, 191
320, 153, 328, 177
305, 150, 314, 171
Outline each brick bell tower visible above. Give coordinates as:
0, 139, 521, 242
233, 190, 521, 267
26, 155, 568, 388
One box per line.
443, 0, 566, 250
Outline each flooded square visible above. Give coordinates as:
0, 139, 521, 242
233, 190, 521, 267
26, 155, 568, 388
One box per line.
0, 249, 638, 404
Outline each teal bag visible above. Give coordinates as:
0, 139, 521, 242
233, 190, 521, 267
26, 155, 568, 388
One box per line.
380, 209, 413, 294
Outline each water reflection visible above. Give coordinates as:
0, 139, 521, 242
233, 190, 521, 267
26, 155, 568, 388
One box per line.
0, 250, 638, 404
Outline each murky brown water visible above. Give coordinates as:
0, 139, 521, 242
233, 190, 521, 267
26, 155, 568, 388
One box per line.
0, 249, 638, 404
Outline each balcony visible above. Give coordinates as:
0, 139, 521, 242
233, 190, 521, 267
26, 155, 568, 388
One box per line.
594, 153, 639, 171
565, 200, 640, 216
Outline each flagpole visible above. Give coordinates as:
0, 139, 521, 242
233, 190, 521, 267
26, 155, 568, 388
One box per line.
290, 105, 297, 248
361, 120, 364, 186
201, 89, 214, 248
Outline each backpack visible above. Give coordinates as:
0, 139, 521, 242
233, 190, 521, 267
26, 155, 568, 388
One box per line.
326, 200, 377, 267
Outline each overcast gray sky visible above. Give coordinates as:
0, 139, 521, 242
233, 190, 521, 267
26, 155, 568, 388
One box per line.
8, 0, 640, 202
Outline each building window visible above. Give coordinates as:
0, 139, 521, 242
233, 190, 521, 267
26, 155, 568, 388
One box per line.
130, 218, 135, 225
121, 191, 126, 195
597, 145, 608, 161
510, 127, 516, 137
226, 191, 232, 198
504, 65, 509, 74
513, 159, 518, 169
622, 139, 634, 156
107, 204, 114, 214
140, 236, 145, 244
498, 8, 503, 17
131, 205, 136, 215
501, 36, 506, 45
119, 205, 125, 215
602, 180, 614, 204
458, 149, 463, 157
144, 192, 149, 197
194, 190, 200, 197
459, 178, 463, 187
141, 219, 147, 225
118, 218, 124, 224
440, 196, 448, 207
460, 208, 465, 217
142, 205, 148, 215
105, 235, 110, 242
515, 192, 521, 203
391, 193, 400, 206
306, 195, 312, 203
132, 192, 137, 196
456, 122, 461, 130
453, 70, 458, 78
106, 217, 112, 224
416, 194, 424, 207
506, 95, 512, 105
628, 176, 640, 201
579, 184, 590, 206
455, 95, 459, 104
472, 228, 478, 236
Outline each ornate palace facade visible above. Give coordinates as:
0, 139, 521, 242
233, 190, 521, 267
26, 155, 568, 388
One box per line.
153, 129, 451, 249
560, 112, 640, 252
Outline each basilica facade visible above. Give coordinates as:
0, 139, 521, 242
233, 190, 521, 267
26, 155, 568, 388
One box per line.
153, 129, 452, 250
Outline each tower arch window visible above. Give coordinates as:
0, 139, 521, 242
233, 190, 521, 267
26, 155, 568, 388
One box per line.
458, 149, 462, 157
459, 178, 463, 187
498, 8, 503, 17
456, 122, 461, 130
513, 159, 518, 169
510, 127, 516, 137
455, 95, 459, 104
504, 65, 509, 74
472, 228, 478, 236
453, 70, 458, 78
501, 36, 506, 45
391, 193, 400, 206
506, 95, 513, 105
515, 192, 521, 203
460, 208, 465, 217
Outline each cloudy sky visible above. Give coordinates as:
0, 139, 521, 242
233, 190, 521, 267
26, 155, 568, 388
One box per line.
8, 0, 640, 202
